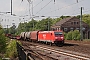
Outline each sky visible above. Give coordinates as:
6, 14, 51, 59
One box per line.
0, 0, 90, 28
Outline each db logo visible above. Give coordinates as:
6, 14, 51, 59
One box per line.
43, 34, 46, 39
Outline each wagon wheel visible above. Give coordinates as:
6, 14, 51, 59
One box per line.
50, 42, 52, 46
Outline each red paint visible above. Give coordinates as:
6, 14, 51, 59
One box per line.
38, 31, 64, 43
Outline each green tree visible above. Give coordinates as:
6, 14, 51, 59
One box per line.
6, 40, 18, 59
72, 30, 80, 40
16, 22, 27, 35
0, 25, 7, 53
9, 26, 16, 34
35, 18, 53, 31
35, 19, 47, 31
52, 17, 62, 25
64, 32, 67, 40
82, 14, 90, 27
65, 30, 80, 40
77, 14, 90, 27
60, 15, 70, 19
66, 31, 73, 40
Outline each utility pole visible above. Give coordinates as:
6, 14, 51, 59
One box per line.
80, 7, 83, 41
32, 1, 33, 17
11, 0, 12, 15
0, 18, 1, 25
6, 25, 9, 34
48, 17, 50, 31
31, 1, 34, 29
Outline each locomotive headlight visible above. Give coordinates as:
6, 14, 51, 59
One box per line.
55, 37, 58, 39
61, 37, 63, 39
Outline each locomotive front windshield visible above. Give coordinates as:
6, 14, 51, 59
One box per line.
54, 32, 63, 36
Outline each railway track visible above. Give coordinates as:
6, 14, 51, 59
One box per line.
20, 41, 58, 60
19, 40, 90, 60
36, 45, 90, 60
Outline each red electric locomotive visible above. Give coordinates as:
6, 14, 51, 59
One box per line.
38, 30, 64, 46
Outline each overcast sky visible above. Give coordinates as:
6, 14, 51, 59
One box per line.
0, 0, 90, 28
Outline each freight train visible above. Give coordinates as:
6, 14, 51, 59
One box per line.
5, 34, 20, 39
20, 30, 64, 46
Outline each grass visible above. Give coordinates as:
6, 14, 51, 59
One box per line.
5, 39, 21, 59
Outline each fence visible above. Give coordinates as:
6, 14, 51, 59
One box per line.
16, 42, 32, 60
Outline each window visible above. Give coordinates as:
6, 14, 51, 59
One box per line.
74, 22, 76, 24
71, 22, 73, 24
72, 22, 78, 25
82, 27, 85, 31
59, 28, 60, 30
54, 32, 63, 36
70, 28, 73, 30
64, 28, 68, 31
77, 22, 78, 24
76, 28, 79, 30
57, 28, 58, 30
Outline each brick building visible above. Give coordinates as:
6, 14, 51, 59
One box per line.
51, 17, 90, 39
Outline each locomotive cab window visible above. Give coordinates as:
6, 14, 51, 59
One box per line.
54, 32, 63, 36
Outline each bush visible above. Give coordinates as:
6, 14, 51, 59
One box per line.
72, 30, 80, 40
0, 35, 7, 53
66, 31, 73, 40
64, 32, 67, 40
76, 34, 80, 40
65, 30, 80, 40
0, 57, 2, 60
0, 27, 7, 53
5, 40, 18, 59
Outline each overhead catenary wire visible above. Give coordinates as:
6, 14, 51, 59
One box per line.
42, 0, 85, 16
39, 0, 89, 18
26, 0, 32, 19
62, 8, 90, 16
24, 0, 55, 17
62, 2, 81, 16
33, 0, 43, 8
83, 9, 90, 14
18, 1, 31, 18
65, 1, 90, 16
20, 0, 43, 18
4, 0, 89, 18
35, 0, 52, 15
1, 2, 90, 20
29, 2, 31, 19
1, 0, 90, 29
62, 0, 90, 16
19, 0, 85, 19
20, 0, 86, 18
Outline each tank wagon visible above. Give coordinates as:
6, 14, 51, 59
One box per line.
20, 32, 26, 40
25, 32, 31, 40
20, 30, 64, 46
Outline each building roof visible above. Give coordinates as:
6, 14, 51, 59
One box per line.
54, 16, 76, 26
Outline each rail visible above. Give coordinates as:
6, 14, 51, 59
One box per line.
36, 45, 90, 60
17, 41, 90, 60
17, 42, 57, 60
